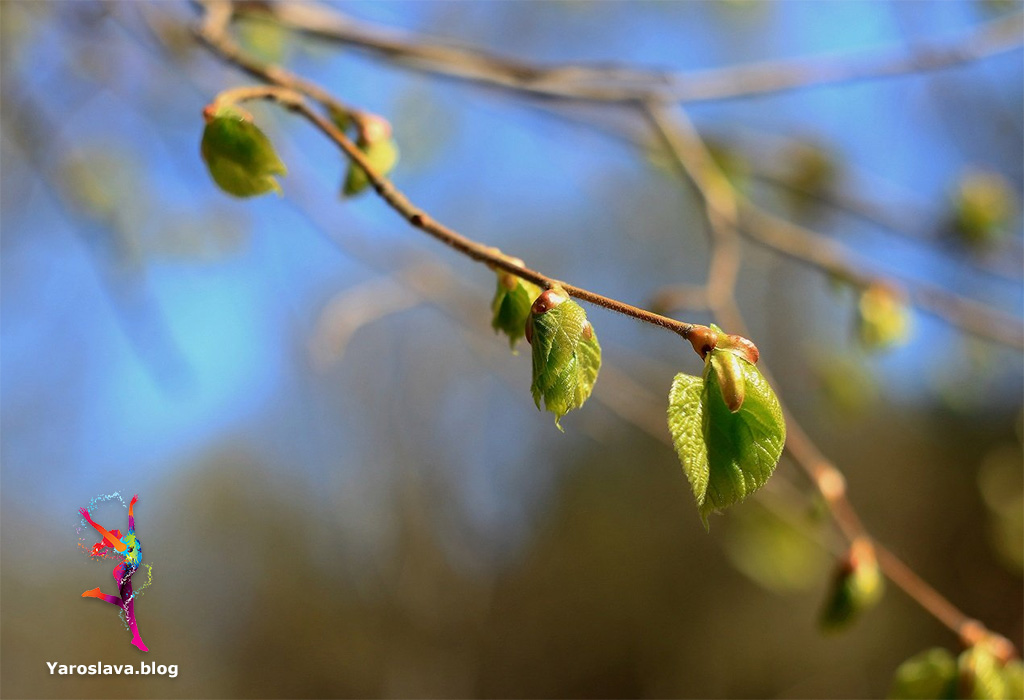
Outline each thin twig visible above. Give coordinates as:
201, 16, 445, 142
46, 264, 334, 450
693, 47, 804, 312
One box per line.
224, 85, 700, 340
236, 1, 1024, 103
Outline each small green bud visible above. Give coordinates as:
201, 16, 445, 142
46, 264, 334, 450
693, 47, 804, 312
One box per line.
820, 538, 884, 631
857, 283, 911, 350
343, 116, 399, 197
490, 260, 541, 351
950, 170, 1016, 250
201, 104, 287, 198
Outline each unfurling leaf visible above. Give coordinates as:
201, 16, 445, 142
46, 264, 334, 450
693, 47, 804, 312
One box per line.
201, 105, 286, 198
889, 648, 958, 699
667, 325, 785, 528
527, 290, 601, 429
857, 283, 911, 350
490, 265, 541, 351
343, 137, 399, 197
820, 538, 884, 631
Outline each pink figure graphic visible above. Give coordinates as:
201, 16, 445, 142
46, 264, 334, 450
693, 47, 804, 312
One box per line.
80, 494, 148, 652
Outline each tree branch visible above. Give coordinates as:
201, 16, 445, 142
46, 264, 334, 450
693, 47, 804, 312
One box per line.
235, 1, 1024, 103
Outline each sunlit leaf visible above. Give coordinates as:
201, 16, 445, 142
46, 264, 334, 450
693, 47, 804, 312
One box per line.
201, 105, 286, 198
723, 500, 828, 593
950, 170, 1016, 250
667, 335, 786, 528
528, 291, 601, 429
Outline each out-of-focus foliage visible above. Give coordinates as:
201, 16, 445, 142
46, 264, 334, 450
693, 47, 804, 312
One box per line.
857, 283, 912, 350
949, 170, 1017, 251
890, 647, 959, 700
977, 444, 1024, 574
722, 499, 829, 593
819, 540, 884, 631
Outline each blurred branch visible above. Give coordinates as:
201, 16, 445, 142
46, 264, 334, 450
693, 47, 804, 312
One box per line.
735, 204, 1024, 349
744, 166, 1024, 282
234, 1, 1024, 103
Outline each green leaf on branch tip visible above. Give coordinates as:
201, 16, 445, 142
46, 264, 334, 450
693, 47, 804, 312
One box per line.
667, 342, 785, 528
819, 542, 884, 632
889, 648, 958, 700
491, 273, 541, 351
528, 294, 600, 430
201, 105, 286, 198
343, 138, 399, 197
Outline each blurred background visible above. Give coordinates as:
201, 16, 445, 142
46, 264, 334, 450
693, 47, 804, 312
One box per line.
1, 1, 1022, 697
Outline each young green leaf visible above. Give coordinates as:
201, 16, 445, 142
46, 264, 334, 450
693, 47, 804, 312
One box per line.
201, 105, 286, 198
820, 539, 884, 631
491, 268, 541, 351
343, 138, 399, 197
889, 648, 958, 700
958, 644, 1009, 700
528, 291, 601, 429
667, 329, 786, 527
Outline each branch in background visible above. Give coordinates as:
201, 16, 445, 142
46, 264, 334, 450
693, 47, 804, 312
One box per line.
736, 204, 1024, 349
224, 0, 1024, 351
236, 1, 1024, 103
641, 99, 1017, 658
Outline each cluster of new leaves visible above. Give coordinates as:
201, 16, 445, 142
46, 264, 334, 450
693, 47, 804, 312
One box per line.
667, 325, 786, 527
199, 102, 787, 526
891, 642, 1024, 700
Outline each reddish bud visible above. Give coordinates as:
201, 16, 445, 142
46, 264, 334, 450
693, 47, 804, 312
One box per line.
359, 114, 392, 145
531, 289, 567, 316
686, 325, 719, 359
724, 334, 759, 364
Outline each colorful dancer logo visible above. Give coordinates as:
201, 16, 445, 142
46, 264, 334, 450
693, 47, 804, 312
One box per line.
77, 493, 152, 652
